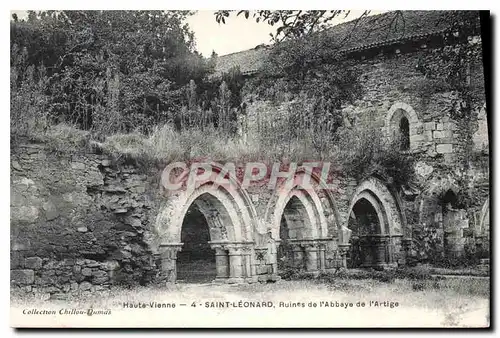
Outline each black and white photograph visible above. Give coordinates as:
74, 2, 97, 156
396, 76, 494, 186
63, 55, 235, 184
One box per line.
8, 6, 491, 328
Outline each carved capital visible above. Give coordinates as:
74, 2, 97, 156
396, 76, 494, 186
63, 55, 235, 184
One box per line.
338, 244, 351, 256
159, 243, 183, 259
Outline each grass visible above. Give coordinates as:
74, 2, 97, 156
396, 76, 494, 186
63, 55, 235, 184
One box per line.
14, 122, 329, 165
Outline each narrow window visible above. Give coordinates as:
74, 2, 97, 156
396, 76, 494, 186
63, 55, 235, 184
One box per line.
399, 117, 410, 150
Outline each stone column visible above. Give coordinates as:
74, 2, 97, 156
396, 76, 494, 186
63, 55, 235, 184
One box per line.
211, 245, 230, 283
373, 235, 389, 266
266, 237, 279, 277
303, 243, 319, 272
159, 243, 183, 283
317, 242, 326, 270
241, 246, 257, 283
227, 246, 244, 283
291, 244, 305, 270
402, 238, 413, 265
337, 244, 350, 269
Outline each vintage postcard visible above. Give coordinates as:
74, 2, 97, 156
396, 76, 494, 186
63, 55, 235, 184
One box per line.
10, 9, 490, 328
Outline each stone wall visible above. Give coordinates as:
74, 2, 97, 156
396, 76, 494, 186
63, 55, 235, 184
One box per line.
238, 33, 489, 264
10, 143, 163, 297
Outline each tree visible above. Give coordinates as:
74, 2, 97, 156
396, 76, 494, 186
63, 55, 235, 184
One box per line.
10, 10, 212, 134
215, 10, 372, 42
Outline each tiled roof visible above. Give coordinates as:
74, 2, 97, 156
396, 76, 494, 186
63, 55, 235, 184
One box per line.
213, 10, 481, 76
213, 46, 268, 76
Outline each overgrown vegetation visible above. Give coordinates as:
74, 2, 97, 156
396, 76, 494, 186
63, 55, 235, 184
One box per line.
10, 10, 243, 140
335, 125, 417, 188
17, 10, 486, 193
11, 11, 390, 170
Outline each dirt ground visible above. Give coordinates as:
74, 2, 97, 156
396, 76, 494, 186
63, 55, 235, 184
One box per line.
11, 277, 490, 328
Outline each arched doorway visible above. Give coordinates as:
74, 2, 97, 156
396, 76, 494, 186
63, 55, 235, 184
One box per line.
346, 177, 405, 269
347, 197, 388, 268
155, 165, 258, 284
277, 195, 313, 271
175, 192, 235, 283
176, 198, 216, 283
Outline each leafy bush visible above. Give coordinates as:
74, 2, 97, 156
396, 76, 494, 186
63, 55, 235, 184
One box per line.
10, 46, 50, 139
10, 11, 221, 135
335, 125, 416, 188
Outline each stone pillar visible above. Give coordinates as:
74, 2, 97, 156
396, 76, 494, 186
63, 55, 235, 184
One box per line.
338, 244, 350, 269
159, 243, 183, 283
402, 238, 413, 265
227, 246, 244, 283
211, 245, 230, 283
291, 244, 305, 270
373, 235, 389, 266
241, 246, 257, 283
267, 237, 279, 277
209, 241, 257, 284
317, 242, 326, 270
304, 243, 319, 272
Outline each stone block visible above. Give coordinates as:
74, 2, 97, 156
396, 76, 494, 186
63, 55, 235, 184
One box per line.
12, 238, 30, 251
423, 130, 433, 140
92, 271, 109, 284
12, 161, 22, 171
435, 123, 443, 131
81, 268, 92, 277
160, 259, 176, 270
70, 162, 86, 170
442, 153, 454, 163
42, 201, 59, 221
79, 281, 92, 291
256, 265, 269, 275
424, 122, 436, 130
124, 217, 142, 228
11, 251, 24, 268
436, 144, 453, 154
24, 257, 43, 269
433, 131, 444, 139
11, 269, 35, 284
70, 282, 79, 291
13, 206, 40, 223
104, 260, 120, 271
410, 134, 425, 143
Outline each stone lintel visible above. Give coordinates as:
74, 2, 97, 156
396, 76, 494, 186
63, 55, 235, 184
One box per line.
159, 242, 184, 249
286, 238, 333, 248
159, 243, 183, 257
208, 241, 254, 252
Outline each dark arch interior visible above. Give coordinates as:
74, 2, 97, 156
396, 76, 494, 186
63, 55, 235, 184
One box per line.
442, 189, 458, 210
347, 197, 384, 268
177, 199, 216, 283
399, 116, 410, 150
278, 196, 311, 271
350, 198, 380, 235
441, 189, 461, 259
